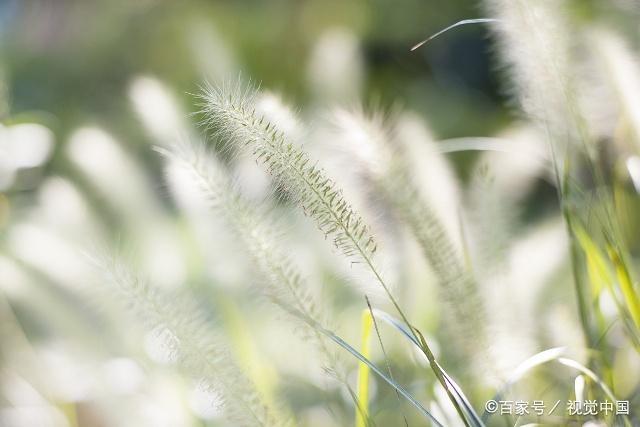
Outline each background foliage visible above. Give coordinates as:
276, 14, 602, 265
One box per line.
1, 1, 640, 426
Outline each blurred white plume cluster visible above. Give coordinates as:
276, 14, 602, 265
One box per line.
2, 2, 640, 426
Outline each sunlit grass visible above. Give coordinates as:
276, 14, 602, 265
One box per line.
1, 1, 640, 426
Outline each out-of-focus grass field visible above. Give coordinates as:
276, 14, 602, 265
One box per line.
1, 1, 640, 426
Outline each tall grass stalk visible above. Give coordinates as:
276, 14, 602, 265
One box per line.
200, 82, 477, 425
199, 82, 414, 342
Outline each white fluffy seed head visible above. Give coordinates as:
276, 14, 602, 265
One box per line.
484, 0, 581, 150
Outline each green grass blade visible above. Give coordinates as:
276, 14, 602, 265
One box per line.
278, 304, 443, 426
356, 309, 374, 427
324, 327, 443, 426
370, 309, 484, 427
564, 207, 598, 350
573, 225, 610, 297
573, 223, 640, 349
366, 297, 409, 427
608, 245, 640, 330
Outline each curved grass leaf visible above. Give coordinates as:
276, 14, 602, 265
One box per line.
411, 18, 500, 51
370, 309, 484, 427
277, 303, 443, 426
573, 223, 640, 350
482, 347, 632, 426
